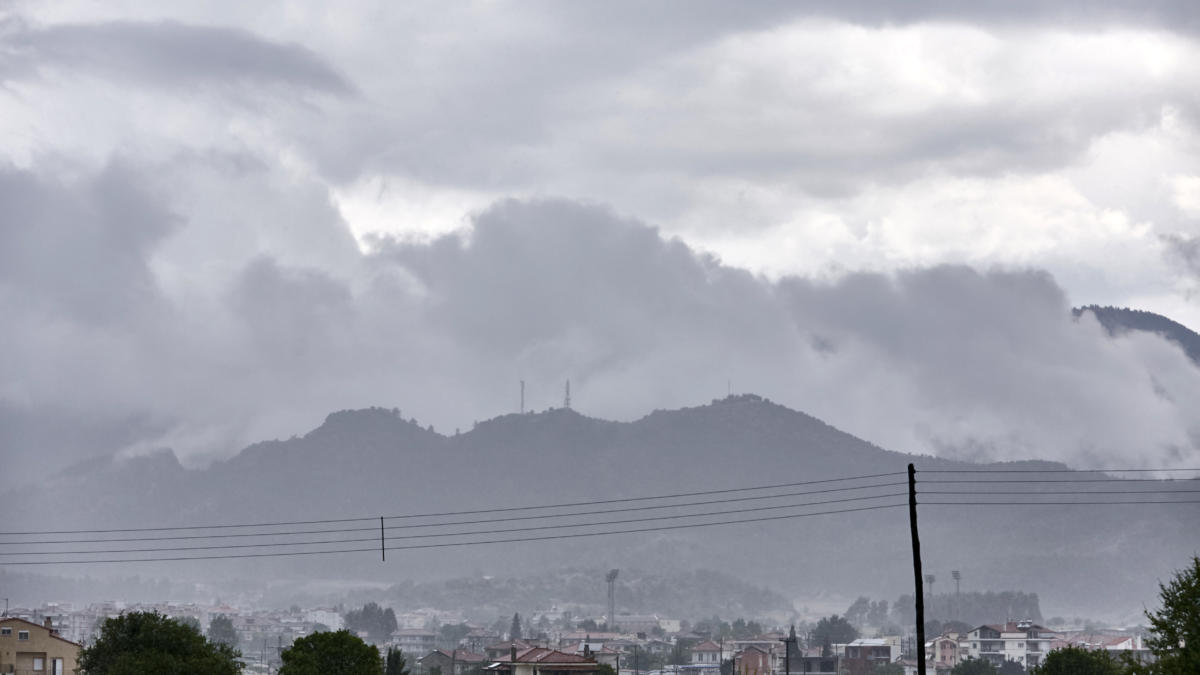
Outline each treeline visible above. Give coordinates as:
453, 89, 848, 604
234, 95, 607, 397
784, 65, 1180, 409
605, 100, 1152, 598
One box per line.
371, 568, 792, 621
843, 591, 1041, 630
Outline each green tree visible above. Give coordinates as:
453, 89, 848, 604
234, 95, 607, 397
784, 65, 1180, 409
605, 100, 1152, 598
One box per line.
209, 614, 239, 649
1142, 556, 1200, 674
509, 613, 522, 640
812, 615, 858, 657
871, 664, 903, 675
668, 642, 691, 665
345, 603, 398, 644
951, 661, 998, 675
279, 630, 382, 675
385, 647, 410, 675
997, 660, 1027, 675
439, 622, 471, 649
78, 611, 241, 675
845, 597, 871, 627
1032, 646, 1122, 675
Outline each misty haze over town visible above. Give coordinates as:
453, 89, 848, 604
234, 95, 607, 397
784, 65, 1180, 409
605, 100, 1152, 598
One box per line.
2, 2, 1199, 675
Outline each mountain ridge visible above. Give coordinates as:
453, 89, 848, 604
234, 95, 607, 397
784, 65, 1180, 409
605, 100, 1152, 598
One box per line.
5, 394, 1194, 622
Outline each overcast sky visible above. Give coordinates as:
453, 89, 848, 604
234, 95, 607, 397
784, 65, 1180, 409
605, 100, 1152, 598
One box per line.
3, 1, 1200, 483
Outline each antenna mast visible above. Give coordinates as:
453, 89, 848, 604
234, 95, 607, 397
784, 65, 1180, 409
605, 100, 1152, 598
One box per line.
520, 380, 525, 414
564, 380, 571, 409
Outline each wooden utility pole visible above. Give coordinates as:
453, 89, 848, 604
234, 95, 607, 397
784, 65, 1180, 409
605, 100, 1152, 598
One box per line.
908, 464, 926, 675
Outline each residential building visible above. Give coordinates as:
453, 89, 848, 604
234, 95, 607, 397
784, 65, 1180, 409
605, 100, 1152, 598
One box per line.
394, 629, 440, 655
733, 644, 771, 675
419, 648, 488, 675
842, 638, 901, 675
0, 617, 81, 675
964, 620, 1059, 670
692, 640, 724, 667
925, 632, 965, 670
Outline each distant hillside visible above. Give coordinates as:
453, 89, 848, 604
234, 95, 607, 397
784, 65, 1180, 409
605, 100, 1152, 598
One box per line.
1075, 305, 1200, 365
367, 568, 793, 622
3, 395, 1196, 621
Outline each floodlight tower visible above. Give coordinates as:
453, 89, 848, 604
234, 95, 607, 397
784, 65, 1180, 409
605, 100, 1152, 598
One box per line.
925, 574, 936, 613
606, 569, 619, 631
952, 570, 962, 620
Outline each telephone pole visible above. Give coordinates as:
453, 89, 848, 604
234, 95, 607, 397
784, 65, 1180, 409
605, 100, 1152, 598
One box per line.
908, 464, 926, 675
778, 625, 797, 675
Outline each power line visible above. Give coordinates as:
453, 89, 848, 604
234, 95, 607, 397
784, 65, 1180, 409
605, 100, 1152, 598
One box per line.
921, 489, 1200, 495
0, 502, 909, 565
0, 492, 908, 557
926, 475, 1200, 482
2, 481, 908, 546
917, 468, 1200, 473
916, 497, 1200, 502
0, 470, 905, 537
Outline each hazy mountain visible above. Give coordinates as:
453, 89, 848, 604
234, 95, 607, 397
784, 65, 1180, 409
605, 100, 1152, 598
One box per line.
3, 395, 1196, 622
1075, 305, 1200, 365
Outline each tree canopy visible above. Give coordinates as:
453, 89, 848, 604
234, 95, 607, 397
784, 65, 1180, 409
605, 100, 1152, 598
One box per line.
1032, 646, 1122, 675
77, 611, 241, 675
951, 661, 998, 675
208, 614, 239, 649
344, 602, 398, 644
812, 615, 858, 656
279, 630, 383, 675
1142, 555, 1200, 674
385, 646, 410, 675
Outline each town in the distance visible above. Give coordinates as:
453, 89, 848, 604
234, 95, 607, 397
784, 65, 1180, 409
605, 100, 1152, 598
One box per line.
3, 559, 1192, 675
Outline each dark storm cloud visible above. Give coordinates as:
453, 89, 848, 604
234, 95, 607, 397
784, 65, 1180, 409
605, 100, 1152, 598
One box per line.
1162, 233, 1200, 280
0, 162, 174, 321
2, 179, 1198, 480
1, 19, 353, 93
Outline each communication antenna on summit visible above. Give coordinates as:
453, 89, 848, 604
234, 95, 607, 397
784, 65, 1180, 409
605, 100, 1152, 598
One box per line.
520, 380, 525, 414
564, 380, 572, 409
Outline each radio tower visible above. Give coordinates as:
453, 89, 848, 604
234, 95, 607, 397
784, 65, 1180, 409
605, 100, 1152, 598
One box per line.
520, 380, 525, 414
564, 380, 572, 409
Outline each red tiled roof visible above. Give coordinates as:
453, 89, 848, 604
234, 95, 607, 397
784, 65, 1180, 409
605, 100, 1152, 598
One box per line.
694, 641, 722, 651
423, 649, 487, 663
507, 647, 595, 664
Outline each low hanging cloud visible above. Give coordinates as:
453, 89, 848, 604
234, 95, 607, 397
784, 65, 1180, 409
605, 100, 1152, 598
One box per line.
3, 163, 1198, 489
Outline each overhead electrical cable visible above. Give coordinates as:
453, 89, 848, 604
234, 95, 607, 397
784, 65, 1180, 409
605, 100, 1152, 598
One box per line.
0, 502, 909, 565
0, 492, 909, 557
0, 470, 906, 537
916, 467, 1200, 473
921, 500, 1200, 506
2, 480, 909, 546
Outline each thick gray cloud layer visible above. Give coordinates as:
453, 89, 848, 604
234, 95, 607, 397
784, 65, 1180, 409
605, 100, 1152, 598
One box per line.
2, 167, 1197, 487
3, 3, 1200, 487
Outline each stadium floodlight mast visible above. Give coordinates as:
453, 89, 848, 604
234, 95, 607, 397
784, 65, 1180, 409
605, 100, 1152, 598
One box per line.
951, 570, 962, 621
606, 569, 619, 631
